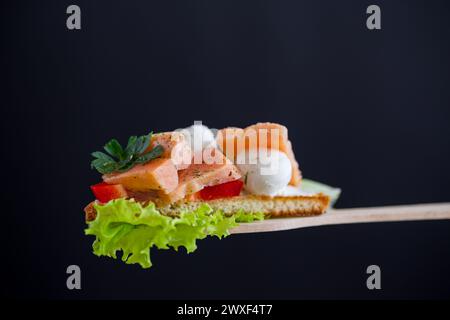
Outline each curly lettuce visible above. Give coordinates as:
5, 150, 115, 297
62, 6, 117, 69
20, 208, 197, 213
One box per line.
85, 199, 264, 268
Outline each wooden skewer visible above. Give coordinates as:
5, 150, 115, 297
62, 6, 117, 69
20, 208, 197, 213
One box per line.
230, 202, 450, 234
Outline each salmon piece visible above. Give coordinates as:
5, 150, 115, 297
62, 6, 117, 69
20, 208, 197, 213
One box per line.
103, 158, 178, 193
245, 122, 301, 186
159, 149, 242, 203
146, 132, 192, 170
217, 122, 302, 186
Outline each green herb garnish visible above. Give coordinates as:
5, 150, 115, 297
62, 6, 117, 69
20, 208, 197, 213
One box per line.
91, 132, 164, 174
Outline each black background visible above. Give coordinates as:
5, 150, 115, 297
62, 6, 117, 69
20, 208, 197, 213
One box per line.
2, 0, 450, 299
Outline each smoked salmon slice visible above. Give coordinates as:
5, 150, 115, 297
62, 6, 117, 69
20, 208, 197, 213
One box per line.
146, 132, 192, 170
216, 122, 302, 186
159, 148, 242, 203
103, 158, 178, 193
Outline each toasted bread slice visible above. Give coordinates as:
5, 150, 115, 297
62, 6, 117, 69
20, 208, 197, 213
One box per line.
84, 193, 330, 221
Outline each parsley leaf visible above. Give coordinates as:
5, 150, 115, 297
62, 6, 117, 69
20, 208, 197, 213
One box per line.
91, 132, 164, 175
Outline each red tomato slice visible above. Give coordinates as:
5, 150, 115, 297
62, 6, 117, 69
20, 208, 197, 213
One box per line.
90, 182, 128, 203
198, 180, 243, 201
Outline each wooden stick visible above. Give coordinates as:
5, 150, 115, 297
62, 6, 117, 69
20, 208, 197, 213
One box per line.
230, 202, 450, 234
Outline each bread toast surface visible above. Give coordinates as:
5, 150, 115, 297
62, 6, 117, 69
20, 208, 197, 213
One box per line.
84, 193, 330, 221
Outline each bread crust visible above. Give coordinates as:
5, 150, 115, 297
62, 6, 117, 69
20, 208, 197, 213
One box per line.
84, 193, 330, 222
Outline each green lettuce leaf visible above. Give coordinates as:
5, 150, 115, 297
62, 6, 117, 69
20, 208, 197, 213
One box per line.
234, 210, 266, 222
301, 179, 341, 206
85, 198, 264, 268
